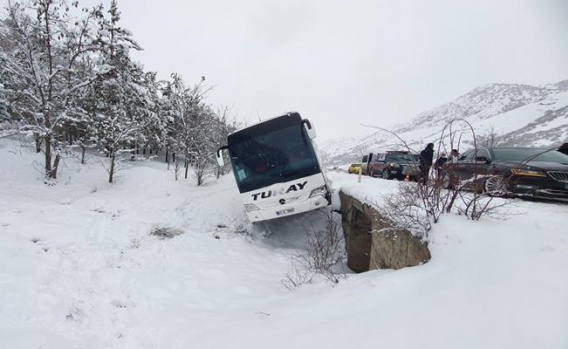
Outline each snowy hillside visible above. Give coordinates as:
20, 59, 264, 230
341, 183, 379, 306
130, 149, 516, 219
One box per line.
321, 79, 568, 166
2, 139, 568, 349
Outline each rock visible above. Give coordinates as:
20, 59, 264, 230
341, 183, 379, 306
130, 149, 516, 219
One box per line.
150, 226, 184, 240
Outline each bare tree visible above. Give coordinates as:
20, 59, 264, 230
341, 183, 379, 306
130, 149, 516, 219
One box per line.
479, 126, 503, 147
282, 210, 345, 289
361, 119, 511, 230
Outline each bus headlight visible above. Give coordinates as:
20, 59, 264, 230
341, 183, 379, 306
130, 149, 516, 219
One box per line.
309, 185, 327, 198
244, 204, 260, 212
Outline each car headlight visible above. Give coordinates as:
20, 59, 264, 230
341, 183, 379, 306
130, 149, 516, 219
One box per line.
511, 168, 546, 178
388, 163, 399, 168
244, 204, 260, 212
309, 185, 327, 198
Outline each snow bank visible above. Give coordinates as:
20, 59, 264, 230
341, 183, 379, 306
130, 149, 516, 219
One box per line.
1, 139, 567, 349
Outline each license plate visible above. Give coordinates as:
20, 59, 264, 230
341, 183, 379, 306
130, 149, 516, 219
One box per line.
276, 208, 295, 216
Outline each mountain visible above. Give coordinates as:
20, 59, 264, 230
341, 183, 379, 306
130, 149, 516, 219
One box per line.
320, 79, 568, 166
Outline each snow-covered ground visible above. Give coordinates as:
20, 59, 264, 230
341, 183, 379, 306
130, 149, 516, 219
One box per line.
1, 139, 568, 349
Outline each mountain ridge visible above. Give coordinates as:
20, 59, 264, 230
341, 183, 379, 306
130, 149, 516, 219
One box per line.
320, 79, 568, 166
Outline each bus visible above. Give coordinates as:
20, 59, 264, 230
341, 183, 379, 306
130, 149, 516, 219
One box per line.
216, 112, 331, 222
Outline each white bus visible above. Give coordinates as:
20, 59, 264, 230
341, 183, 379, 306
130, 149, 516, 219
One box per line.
216, 112, 331, 222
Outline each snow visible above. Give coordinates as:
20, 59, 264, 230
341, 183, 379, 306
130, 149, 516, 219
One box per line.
1, 139, 568, 349
478, 91, 568, 137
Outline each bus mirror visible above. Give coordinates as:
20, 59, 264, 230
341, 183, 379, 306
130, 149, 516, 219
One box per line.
216, 145, 228, 167
302, 119, 317, 139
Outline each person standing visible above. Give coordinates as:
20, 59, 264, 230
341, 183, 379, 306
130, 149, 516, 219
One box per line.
434, 153, 448, 178
419, 143, 434, 183
449, 149, 460, 163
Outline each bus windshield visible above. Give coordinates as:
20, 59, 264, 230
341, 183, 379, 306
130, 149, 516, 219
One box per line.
228, 123, 320, 193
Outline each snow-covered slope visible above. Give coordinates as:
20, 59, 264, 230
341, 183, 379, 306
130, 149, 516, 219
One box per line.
321, 79, 568, 166
2, 139, 568, 349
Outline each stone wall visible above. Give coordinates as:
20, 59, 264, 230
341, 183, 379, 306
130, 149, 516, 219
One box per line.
339, 191, 431, 272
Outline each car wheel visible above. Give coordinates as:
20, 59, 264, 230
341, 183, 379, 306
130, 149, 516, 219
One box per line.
483, 175, 507, 196
382, 169, 391, 180
441, 171, 455, 189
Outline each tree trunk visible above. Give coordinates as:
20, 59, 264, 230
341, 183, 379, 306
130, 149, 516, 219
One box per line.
52, 153, 60, 179
81, 145, 86, 165
197, 169, 203, 186
45, 138, 60, 180
165, 148, 169, 163
35, 133, 41, 153
174, 158, 179, 181
45, 136, 53, 178
184, 158, 189, 179
109, 150, 116, 183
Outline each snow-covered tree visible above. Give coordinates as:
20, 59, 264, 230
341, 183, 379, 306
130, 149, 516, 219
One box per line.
0, 84, 12, 138
89, 0, 150, 183
162, 74, 206, 179
211, 106, 239, 178
0, 82, 7, 122
1, 0, 238, 184
139, 71, 168, 155
189, 104, 217, 185
0, 0, 103, 178
159, 73, 239, 184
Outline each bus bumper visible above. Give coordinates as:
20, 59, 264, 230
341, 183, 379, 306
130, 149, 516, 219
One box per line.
245, 193, 330, 222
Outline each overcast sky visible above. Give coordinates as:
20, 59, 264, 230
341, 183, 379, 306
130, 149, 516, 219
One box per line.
4, 0, 568, 140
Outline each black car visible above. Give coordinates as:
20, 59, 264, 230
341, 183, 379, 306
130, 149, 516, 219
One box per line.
368, 151, 421, 180
444, 147, 568, 202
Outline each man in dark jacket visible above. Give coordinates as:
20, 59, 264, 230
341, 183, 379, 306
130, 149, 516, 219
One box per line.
419, 143, 434, 183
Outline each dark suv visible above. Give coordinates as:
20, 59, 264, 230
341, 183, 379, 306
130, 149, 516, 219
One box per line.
444, 147, 568, 201
368, 151, 421, 180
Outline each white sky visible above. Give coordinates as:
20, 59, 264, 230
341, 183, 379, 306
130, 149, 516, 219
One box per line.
3, 0, 568, 140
